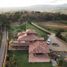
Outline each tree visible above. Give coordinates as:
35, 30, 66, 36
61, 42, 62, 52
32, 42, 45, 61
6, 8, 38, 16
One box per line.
58, 59, 63, 67
56, 29, 64, 37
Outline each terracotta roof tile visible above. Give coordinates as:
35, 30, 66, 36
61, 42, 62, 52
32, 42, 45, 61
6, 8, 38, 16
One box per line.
17, 32, 26, 36
26, 29, 37, 34
11, 41, 28, 47
17, 34, 44, 41
29, 41, 50, 53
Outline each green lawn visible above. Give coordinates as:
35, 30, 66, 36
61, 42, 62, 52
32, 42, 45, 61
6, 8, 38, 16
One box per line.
8, 50, 53, 67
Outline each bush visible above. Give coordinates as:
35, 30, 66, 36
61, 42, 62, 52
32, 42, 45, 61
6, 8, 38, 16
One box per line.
58, 59, 63, 66
56, 29, 67, 42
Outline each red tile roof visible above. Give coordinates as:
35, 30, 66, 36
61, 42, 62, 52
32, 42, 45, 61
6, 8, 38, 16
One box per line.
17, 34, 44, 41
26, 29, 37, 34
11, 29, 49, 54
11, 41, 28, 47
29, 40, 50, 53
17, 32, 26, 36
17, 29, 37, 37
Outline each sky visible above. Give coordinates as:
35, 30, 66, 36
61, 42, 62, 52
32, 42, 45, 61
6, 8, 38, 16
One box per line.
0, 0, 67, 8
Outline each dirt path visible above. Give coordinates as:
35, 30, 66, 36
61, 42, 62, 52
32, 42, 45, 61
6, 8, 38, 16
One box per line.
0, 30, 7, 67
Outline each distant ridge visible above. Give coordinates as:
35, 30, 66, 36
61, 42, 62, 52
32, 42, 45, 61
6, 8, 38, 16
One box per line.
25, 4, 67, 14
0, 4, 67, 14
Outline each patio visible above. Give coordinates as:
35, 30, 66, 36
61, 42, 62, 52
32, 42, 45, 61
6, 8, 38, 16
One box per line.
29, 53, 50, 62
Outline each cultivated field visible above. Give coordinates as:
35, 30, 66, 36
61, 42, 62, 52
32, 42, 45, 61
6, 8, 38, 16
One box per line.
35, 21, 67, 30
35, 21, 67, 33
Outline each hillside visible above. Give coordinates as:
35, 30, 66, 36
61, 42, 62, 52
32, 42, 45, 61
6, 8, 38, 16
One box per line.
24, 4, 67, 14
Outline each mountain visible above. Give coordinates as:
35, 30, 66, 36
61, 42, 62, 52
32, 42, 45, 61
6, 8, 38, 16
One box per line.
24, 4, 67, 14
0, 4, 67, 14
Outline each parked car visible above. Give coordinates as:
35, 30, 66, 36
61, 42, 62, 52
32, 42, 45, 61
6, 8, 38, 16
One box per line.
52, 43, 59, 47
47, 38, 51, 45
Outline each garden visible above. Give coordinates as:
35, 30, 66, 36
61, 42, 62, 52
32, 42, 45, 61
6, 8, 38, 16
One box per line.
6, 50, 53, 67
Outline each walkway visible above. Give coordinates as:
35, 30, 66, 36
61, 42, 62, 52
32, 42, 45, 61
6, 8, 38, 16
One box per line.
0, 30, 7, 67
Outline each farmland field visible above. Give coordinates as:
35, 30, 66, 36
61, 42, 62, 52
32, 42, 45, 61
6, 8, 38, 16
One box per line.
35, 21, 67, 33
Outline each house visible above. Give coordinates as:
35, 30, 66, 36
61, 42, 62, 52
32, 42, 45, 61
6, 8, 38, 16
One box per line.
10, 29, 50, 62
29, 40, 50, 62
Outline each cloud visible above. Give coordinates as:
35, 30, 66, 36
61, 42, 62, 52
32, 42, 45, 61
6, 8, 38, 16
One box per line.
50, 0, 67, 3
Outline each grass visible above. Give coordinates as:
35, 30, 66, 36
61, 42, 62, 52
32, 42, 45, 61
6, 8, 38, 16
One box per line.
8, 50, 53, 67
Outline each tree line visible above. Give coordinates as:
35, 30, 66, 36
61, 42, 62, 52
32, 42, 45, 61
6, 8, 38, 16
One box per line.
0, 11, 67, 30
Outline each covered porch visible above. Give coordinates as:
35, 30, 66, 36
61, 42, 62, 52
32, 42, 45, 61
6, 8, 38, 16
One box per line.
29, 53, 50, 62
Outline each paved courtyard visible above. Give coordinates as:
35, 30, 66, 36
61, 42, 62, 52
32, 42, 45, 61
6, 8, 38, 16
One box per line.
29, 53, 50, 62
